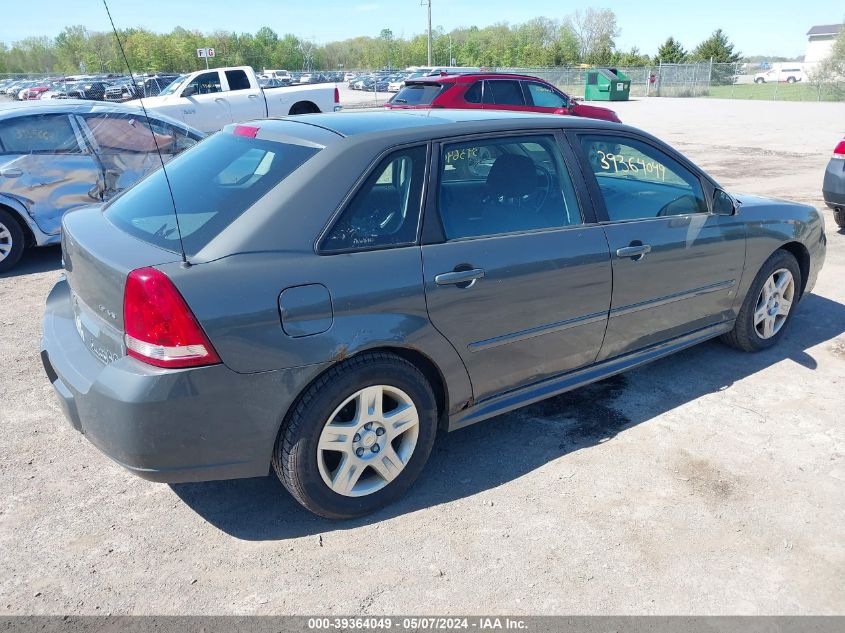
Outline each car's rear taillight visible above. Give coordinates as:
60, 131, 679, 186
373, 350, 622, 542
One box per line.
123, 267, 221, 369
233, 124, 259, 138
334, 86, 340, 103
833, 139, 845, 159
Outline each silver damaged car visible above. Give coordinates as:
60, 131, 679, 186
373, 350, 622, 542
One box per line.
0, 100, 203, 272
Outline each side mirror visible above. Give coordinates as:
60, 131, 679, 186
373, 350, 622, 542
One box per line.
181, 85, 196, 97
713, 189, 739, 216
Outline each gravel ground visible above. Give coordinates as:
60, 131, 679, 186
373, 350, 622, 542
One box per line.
1, 97, 844, 615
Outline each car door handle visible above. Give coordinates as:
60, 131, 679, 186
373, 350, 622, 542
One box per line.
616, 244, 652, 259
215, 97, 226, 104
0, 167, 22, 178
248, 94, 258, 99
435, 268, 485, 287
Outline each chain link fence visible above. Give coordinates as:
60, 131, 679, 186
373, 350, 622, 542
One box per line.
499, 62, 844, 102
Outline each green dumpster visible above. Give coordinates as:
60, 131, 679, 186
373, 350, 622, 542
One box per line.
584, 68, 631, 101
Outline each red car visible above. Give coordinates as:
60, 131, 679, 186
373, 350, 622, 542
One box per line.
385, 72, 620, 123
23, 86, 49, 100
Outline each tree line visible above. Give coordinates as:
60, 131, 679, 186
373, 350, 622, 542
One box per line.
0, 9, 743, 75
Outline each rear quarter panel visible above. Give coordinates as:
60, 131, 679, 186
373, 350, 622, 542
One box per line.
263, 84, 336, 115
161, 249, 474, 415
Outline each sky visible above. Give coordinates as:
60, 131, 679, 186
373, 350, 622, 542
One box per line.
1, 0, 842, 58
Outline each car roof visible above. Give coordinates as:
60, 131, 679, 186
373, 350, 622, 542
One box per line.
0, 99, 142, 117
406, 72, 546, 84
0, 99, 205, 136
255, 109, 623, 141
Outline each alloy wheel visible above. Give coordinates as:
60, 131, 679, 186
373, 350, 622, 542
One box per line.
317, 384, 420, 497
754, 268, 795, 339
0, 221, 12, 263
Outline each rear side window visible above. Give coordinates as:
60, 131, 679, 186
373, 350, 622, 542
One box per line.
391, 83, 444, 106
82, 113, 198, 155
104, 132, 321, 255
321, 145, 427, 253
225, 70, 251, 91
0, 114, 80, 154
464, 81, 482, 103
438, 135, 581, 239
487, 80, 525, 105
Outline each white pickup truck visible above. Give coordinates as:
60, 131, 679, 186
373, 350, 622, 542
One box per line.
128, 66, 340, 133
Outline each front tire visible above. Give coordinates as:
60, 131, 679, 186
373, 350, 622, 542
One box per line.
0, 208, 26, 273
721, 250, 801, 352
273, 352, 438, 519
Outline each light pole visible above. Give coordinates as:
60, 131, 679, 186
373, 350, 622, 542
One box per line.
421, 0, 432, 66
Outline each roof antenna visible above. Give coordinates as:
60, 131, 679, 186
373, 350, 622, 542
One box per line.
101, 0, 188, 265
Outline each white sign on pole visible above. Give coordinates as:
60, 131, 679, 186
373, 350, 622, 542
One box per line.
206, 48, 215, 58
197, 48, 207, 58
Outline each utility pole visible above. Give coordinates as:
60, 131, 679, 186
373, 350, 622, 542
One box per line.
421, 0, 432, 66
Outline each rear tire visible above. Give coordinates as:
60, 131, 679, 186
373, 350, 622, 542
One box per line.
289, 101, 320, 115
273, 352, 438, 519
0, 208, 26, 273
720, 250, 801, 352
832, 207, 845, 229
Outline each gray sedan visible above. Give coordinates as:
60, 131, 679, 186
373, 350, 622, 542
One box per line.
822, 137, 844, 229
0, 100, 203, 272
41, 110, 826, 518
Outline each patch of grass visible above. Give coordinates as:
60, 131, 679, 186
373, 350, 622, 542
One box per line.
705, 82, 844, 102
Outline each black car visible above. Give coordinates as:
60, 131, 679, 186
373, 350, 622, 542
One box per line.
67, 81, 109, 101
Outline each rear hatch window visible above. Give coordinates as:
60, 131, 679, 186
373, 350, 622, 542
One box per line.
104, 131, 321, 256
390, 82, 446, 106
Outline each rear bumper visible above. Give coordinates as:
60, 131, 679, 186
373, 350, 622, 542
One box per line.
41, 278, 327, 483
823, 158, 845, 209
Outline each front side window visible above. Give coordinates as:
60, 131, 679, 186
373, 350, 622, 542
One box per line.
486, 80, 525, 105
525, 82, 567, 108
322, 145, 427, 253
438, 135, 581, 240
184, 72, 221, 96
0, 114, 81, 154
579, 134, 708, 221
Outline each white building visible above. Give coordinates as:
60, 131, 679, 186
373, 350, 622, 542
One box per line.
805, 24, 843, 64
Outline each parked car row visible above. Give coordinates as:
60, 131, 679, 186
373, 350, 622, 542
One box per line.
347, 71, 408, 92
0, 74, 182, 103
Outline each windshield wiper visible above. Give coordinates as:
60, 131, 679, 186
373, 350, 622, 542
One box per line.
393, 98, 407, 104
